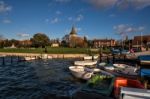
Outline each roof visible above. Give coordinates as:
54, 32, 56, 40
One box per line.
70, 26, 77, 35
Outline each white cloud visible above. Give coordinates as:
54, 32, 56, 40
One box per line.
113, 24, 145, 35
86, 0, 150, 10
0, 1, 12, 13
68, 17, 73, 21
109, 14, 116, 17
87, 0, 117, 9
68, 14, 84, 22
17, 33, 30, 37
56, 10, 62, 15
45, 19, 50, 23
76, 27, 82, 32
76, 14, 84, 22
2, 19, 12, 24
128, 0, 150, 9
51, 17, 59, 24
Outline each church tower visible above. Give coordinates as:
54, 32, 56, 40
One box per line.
69, 26, 77, 37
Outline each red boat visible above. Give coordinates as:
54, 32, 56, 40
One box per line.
114, 77, 144, 99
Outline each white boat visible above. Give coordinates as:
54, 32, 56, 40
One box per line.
24, 57, 35, 61
93, 55, 99, 60
84, 55, 99, 60
74, 60, 97, 66
84, 67, 101, 73
113, 64, 127, 69
104, 66, 115, 71
120, 87, 150, 99
69, 66, 93, 80
99, 62, 107, 66
84, 56, 92, 60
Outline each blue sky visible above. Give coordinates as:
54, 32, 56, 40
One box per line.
0, 0, 150, 40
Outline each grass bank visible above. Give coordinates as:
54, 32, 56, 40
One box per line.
0, 47, 110, 54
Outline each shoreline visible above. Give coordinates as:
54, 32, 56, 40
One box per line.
0, 51, 149, 59
0, 52, 88, 59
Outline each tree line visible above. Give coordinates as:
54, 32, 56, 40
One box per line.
0, 33, 91, 48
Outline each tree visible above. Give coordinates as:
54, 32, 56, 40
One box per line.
31, 33, 50, 48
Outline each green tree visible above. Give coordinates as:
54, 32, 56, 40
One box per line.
31, 33, 50, 48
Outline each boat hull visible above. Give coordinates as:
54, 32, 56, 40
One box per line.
69, 66, 93, 80
74, 61, 97, 66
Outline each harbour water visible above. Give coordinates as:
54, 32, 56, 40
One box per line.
0, 58, 83, 99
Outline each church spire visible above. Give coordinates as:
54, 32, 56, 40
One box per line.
70, 26, 77, 35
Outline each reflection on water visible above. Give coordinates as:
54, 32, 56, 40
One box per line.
0, 58, 83, 99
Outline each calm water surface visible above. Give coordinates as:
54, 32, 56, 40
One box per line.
0, 58, 83, 99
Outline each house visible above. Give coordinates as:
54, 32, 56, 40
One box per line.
132, 35, 150, 47
93, 39, 116, 48
51, 43, 59, 47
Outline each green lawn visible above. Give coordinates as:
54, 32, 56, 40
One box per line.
0, 47, 110, 54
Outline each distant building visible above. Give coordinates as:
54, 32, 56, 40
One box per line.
69, 26, 77, 37
10, 43, 16, 48
132, 35, 150, 47
51, 43, 59, 47
19, 40, 32, 46
62, 26, 87, 48
93, 39, 116, 48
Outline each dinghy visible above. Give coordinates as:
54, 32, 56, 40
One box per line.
114, 77, 144, 99
99, 62, 107, 66
81, 74, 115, 96
113, 64, 127, 69
24, 57, 35, 61
138, 55, 150, 65
69, 66, 93, 80
120, 87, 150, 99
93, 55, 99, 60
84, 56, 92, 60
104, 66, 115, 71
74, 60, 97, 66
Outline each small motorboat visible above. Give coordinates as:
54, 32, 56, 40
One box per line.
99, 62, 107, 66
138, 55, 150, 65
114, 77, 144, 99
84, 67, 101, 73
113, 63, 127, 69
120, 87, 150, 99
93, 55, 99, 60
69, 66, 93, 80
104, 66, 115, 71
74, 60, 97, 66
24, 57, 35, 61
81, 74, 115, 96
84, 56, 92, 60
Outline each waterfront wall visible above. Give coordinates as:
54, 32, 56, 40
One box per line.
0, 52, 87, 59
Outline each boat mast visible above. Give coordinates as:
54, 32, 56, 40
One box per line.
141, 32, 143, 50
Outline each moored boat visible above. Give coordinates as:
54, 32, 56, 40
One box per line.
74, 60, 97, 66
24, 56, 35, 61
69, 66, 93, 80
114, 77, 144, 99
120, 87, 150, 99
138, 55, 150, 66
93, 55, 99, 60
113, 64, 127, 69
81, 74, 115, 96
99, 62, 107, 66
84, 56, 92, 60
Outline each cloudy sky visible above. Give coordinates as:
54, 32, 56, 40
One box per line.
0, 0, 150, 40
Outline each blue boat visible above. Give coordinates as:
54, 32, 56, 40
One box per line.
140, 69, 150, 77
138, 55, 150, 67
